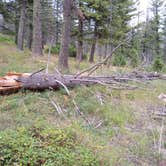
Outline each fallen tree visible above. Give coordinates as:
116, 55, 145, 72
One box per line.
1, 37, 166, 95
0, 70, 166, 95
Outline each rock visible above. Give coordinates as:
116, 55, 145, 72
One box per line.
158, 93, 166, 103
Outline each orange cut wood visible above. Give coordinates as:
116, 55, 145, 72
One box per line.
0, 75, 21, 87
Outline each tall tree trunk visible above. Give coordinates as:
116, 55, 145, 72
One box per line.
17, 0, 27, 50
15, 3, 19, 45
163, 17, 166, 62
32, 0, 43, 56
103, 44, 107, 59
154, 5, 160, 56
76, 17, 83, 62
89, 25, 97, 63
26, 23, 33, 50
89, 41, 96, 63
26, 0, 33, 50
55, 0, 60, 44
58, 0, 72, 71
155, 26, 160, 56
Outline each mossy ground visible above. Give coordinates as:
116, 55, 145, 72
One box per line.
0, 34, 166, 165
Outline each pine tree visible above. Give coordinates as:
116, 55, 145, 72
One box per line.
17, 0, 27, 50
82, 0, 110, 62
162, 5, 166, 61
41, 0, 56, 44
32, 0, 43, 56
26, 0, 33, 49
150, 0, 163, 57
58, 0, 72, 71
140, 9, 154, 64
76, 1, 84, 62
54, 0, 62, 44
110, 0, 136, 44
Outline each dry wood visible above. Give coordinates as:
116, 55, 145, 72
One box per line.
75, 37, 130, 78
0, 71, 166, 95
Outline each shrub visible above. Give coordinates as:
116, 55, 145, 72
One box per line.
0, 34, 14, 44
112, 54, 126, 66
45, 43, 60, 54
152, 58, 164, 72
82, 53, 88, 60
127, 48, 139, 67
69, 44, 76, 57
0, 125, 100, 166
45, 43, 77, 58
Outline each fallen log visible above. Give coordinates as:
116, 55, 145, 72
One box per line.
0, 71, 166, 95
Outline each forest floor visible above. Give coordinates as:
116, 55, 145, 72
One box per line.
0, 34, 166, 165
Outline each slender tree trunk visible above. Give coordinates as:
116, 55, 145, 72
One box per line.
15, 4, 19, 45
89, 41, 96, 63
26, 23, 33, 50
155, 28, 160, 56
58, 0, 72, 71
26, 0, 33, 50
76, 17, 83, 62
154, 6, 160, 56
89, 25, 97, 63
55, 0, 60, 44
164, 43, 166, 62
32, 0, 43, 56
104, 44, 107, 59
17, 0, 27, 50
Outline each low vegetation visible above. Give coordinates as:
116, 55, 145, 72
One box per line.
0, 34, 166, 165
0, 124, 100, 166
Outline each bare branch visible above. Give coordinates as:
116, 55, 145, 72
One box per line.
75, 37, 131, 78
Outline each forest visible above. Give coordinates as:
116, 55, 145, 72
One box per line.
0, 0, 166, 165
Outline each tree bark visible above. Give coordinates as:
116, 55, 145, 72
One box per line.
26, 23, 33, 50
0, 71, 165, 95
32, 0, 43, 56
89, 25, 97, 63
26, 0, 33, 50
76, 17, 83, 62
58, 0, 72, 71
15, 3, 19, 45
55, 0, 61, 44
17, 0, 27, 50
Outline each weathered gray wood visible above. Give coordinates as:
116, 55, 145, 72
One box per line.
1, 71, 166, 95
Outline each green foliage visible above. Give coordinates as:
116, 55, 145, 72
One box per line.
82, 0, 110, 41
0, 125, 99, 166
0, 34, 14, 44
45, 43, 77, 58
45, 43, 60, 54
69, 44, 77, 58
127, 48, 139, 67
112, 54, 126, 66
150, 0, 164, 56
82, 53, 88, 60
1, 40, 165, 165
152, 57, 164, 71
111, 0, 136, 43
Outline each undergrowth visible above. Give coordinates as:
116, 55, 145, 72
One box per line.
0, 34, 165, 165
0, 124, 100, 166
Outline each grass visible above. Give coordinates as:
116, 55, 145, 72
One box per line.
0, 34, 166, 165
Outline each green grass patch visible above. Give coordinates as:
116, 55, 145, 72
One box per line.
0, 34, 14, 44
0, 38, 166, 165
0, 124, 100, 166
